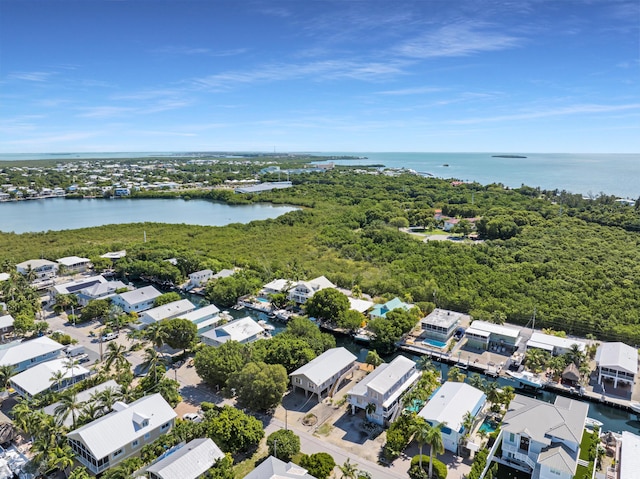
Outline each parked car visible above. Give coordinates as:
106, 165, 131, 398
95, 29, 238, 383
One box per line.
453, 327, 466, 341
182, 413, 203, 423
102, 331, 119, 341
75, 353, 90, 363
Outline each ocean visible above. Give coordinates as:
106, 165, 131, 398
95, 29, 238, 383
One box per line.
1, 151, 638, 199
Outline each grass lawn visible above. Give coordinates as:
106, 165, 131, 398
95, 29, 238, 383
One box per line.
494, 463, 531, 479
579, 430, 596, 460
315, 423, 333, 436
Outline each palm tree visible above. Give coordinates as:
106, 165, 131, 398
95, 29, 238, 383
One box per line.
48, 442, 75, 478
467, 373, 486, 391
144, 322, 168, 349
410, 417, 432, 471
365, 350, 383, 369
424, 421, 446, 479
80, 401, 103, 423
54, 391, 83, 429
141, 347, 164, 384
0, 364, 15, 391
566, 344, 586, 367
107, 304, 124, 333
95, 387, 120, 412
416, 356, 434, 372
49, 370, 66, 392
339, 459, 359, 479
104, 341, 129, 372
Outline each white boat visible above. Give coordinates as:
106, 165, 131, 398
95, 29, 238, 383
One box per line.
257, 320, 275, 331
628, 401, 640, 414
585, 417, 604, 429
506, 370, 544, 389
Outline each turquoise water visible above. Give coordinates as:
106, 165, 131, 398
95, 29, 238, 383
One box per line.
479, 417, 498, 434
422, 338, 448, 349
0, 197, 297, 234
406, 399, 425, 413
256, 297, 270, 303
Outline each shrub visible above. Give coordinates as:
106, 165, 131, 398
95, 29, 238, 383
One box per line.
409, 455, 447, 479
299, 452, 335, 479
266, 429, 300, 462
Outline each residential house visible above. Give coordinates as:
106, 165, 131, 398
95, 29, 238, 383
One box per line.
77, 280, 129, 306
261, 278, 293, 297
288, 276, 336, 304
0, 273, 10, 282
51, 274, 108, 297
526, 332, 586, 357
497, 394, 588, 479
290, 347, 357, 401
348, 356, 422, 426
348, 297, 374, 314
243, 456, 316, 479
0, 314, 14, 341
417, 382, 486, 453
16, 259, 58, 281
200, 317, 268, 347
211, 269, 236, 280
0, 336, 65, 372
619, 431, 640, 479
138, 299, 196, 327
43, 380, 121, 427
464, 320, 521, 354
57, 256, 91, 274
421, 309, 468, 343
145, 438, 224, 479
595, 342, 638, 388
111, 286, 163, 313
100, 250, 127, 261
178, 305, 221, 336
68, 393, 177, 475
188, 270, 213, 288
10, 358, 90, 398
369, 297, 412, 320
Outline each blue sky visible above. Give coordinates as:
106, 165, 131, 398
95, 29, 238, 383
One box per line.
1, 0, 638, 153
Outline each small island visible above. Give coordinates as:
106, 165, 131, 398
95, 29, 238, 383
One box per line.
492, 154, 527, 158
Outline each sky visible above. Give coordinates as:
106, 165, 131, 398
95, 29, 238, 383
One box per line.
0, 0, 639, 154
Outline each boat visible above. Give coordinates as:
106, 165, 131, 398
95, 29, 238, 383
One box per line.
506, 370, 544, 389
585, 417, 604, 429
352, 328, 373, 343
257, 320, 275, 331
628, 401, 640, 414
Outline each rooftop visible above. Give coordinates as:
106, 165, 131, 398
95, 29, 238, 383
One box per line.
290, 347, 357, 386
145, 438, 224, 479
0, 337, 64, 367
116, 285, 162, 305
418, 382, 486, 433
596, 342, 638, 375
421, 308, 466, 328
10, 358, 90, 397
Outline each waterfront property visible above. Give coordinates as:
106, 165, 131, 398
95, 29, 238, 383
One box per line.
211, 268, 236, 280
464, 320, 521, 354
0, 336, 64, 373
417, 381, 486, 453
526, 332, 586, 357
187, 269, 213, 288
42, 380, 121, 427
420, 308, 467, 343
100, 250, 127, 261
51, 274, 108, 297
76, 279, 129, 306
56, 255, 91, 274
178, 304, 221, 335
496, 394, 588, 479
0, 314, 14, 341
235, 181, 293, 194
10, 358, 90, 398
68, 393, 177, 475
369, 297, 412, 320
289, 347, 357, 401
288, 276, 336, 304
200, 316, 268, 347
348, 356, 421, 426
618, 431, 640, 479
261, 278, 293, 296
145, 438, 224, 479
348, 297, 374, 314
595, 342, 638, 389
16, 259, 58, 281
138, 299, 196, 327
243, 456, 317, 479
111, 285, 163, 313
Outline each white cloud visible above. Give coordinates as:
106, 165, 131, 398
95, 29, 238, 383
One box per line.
8, 71, 57, 82
376, 86, 445, 95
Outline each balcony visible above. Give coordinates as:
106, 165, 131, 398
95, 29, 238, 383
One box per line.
502, 443, 536, 470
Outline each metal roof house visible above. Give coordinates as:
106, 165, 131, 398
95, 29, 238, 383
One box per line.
421, 308, 468, 342
111, 285, 162, 313
417, 381, 486, 453
43, 380, 121, 427
0, 336, 64, 373
464, 320, 522, 354
179, 304, 222, 336
288, 276, 336, 304
526, 332, 586, 357
52, 274, 108, 297
243, 456, 316, 479
16, 259, 58, 281
145, 438, 224, 479
68, 393, 177, 474
56, 256, 91, 273
369, 297, 412, 320
10, 358, 90, 398
497, 394, 588, 479
595, 342, 638, 388
138, 299, 196, 327
290, 347, 357, 401
200, 317, 268, 347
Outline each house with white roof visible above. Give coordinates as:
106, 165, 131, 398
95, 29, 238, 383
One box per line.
497, 394, 588, 479
290, 347, 357, 401
464, 320, 521, 354
57, 256, 91, 274
619, 431, 640, 479
348, 356, 421, 426
212, 269, 236, 280
243, 456, 316, 479
369, 297, 412, 320
68, 393, 177, 474
111, 285, 162, 313
77, 280, 129, 306
178, 304, 221, 335
417, 382, 486, 453
526, 332, 586, 357
595, 342, 638, 388
51, 274, 108, 297
348, 297, 374, 314
138, 299, 196, 327
188, 269, 213, 288
0, 314, 14, 340
261, 278, 293, 296
145, 438, 224, 479
200, 317, 267, 347
288, 276, 336, 304
16, 259, 58, 281
421, 309, 468, 342
43, 380, 121, 427
0, 336, 65, 372
100, 250, 127, 261
10, 358, 90, 398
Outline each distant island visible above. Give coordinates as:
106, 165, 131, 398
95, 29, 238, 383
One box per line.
492, 154, 527, 158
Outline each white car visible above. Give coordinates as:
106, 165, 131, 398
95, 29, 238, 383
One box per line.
182, 413, 203, 423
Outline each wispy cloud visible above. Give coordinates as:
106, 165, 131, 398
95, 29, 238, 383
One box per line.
376, 86, 445, 96
449, 103, 640, 124
8, 71, 57, 82
152, 46, 247, 57
396, 22, 522, 58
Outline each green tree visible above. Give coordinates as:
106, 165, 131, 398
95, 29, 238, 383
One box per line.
0, 364, 15, 390
68, 466, 91, 479
250, 335, 316, 373
228, 361, 288, 411
54, 391, 83, 429
365, 350, 384, 368
305, 288, 350, 322
282, 316, 336, 354
204, 405, 264, 454
339, 458, 359, 479
161, 317, 197, 353
80, 299, 110, 322
104, 341, 129, 372
447, 366, 466, 382
266, 429, 301, 462
338, 309, 365, 332
13, 313, 35, 335
300, 452, 336, 479
154, 292, 182, 307
194, 341, 248, 389
424, 421, 446, 479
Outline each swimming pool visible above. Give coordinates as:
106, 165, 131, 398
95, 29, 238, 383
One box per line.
256, 297, 270, 303
405, 399, 425, 413
422, 338, 448, 349
478, 417, 498, 434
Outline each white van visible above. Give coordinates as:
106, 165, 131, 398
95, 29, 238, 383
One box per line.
65, 345, 85, 357
102, 332, 119, 341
